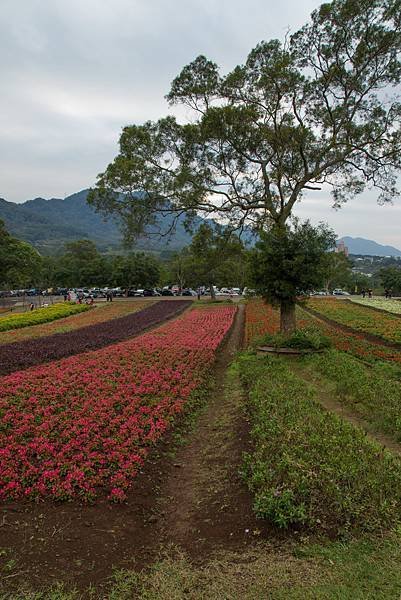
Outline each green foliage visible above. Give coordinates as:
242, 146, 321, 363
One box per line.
379, 266, 401, 294
238, 352, 401, 534
184, 223, 249, 292
112, 252, 160, 289
305, 349, 401, 440
255, 327, 332, 351
39, 240, 162, 289
0, 303, 91, 332
90, 0, 401, 241
0, 219, 43, 288
323, 252, 353, 291
250, 220, 336, 305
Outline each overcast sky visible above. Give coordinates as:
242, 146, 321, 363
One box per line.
1, 0, 401, 247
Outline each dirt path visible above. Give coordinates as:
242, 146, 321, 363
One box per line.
288, 360, 401, 457
148, 303, 269, 559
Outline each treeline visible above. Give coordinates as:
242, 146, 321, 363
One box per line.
2, 217, 382, 294
0, 220, 251, 291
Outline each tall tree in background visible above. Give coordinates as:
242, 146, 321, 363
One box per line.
55, 240, 109, 287
186, 224, 248, 298
112, 252, 160, 290
322, 252, 352, 291
0, 219, 43, 288
380, 265, 401, 293
89, 0, 401, 331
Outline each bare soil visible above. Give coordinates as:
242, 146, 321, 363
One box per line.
0, 304, 270, 597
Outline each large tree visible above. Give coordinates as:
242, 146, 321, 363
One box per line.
0, 219, 43, 288
89, 0, 401, 331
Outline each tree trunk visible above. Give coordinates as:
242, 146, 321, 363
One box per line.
280, 300, 296, 334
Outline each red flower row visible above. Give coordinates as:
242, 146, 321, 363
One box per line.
0, 306, 236, 503
245, 300, 401, 365
0, 300, 191, 376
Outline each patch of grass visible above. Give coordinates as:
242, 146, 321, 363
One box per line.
303, 349, 401, 440
105, 535, 401, 599
237, 351, 401, 534
4, 534, 401, 598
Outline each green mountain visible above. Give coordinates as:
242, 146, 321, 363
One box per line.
0, 190, 194, 255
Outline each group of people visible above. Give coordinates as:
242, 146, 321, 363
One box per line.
361, 289, 373, 299
384, 288, 393, 299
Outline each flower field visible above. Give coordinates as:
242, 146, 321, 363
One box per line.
351, 297, 401, 315
0, 300, 148, 345
245, 299, 401, 365
307, 297, 401, 344
0, 300, 191, 376
0, 305, 236, 502
245, 299, 280, 344
0, 302, 91, 332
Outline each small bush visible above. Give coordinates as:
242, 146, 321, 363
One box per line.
0, 302, 91, 332
254, 326, 331, 351
238, 352, 401, 535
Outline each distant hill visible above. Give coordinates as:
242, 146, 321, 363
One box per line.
339, 236, 401, 257
5, 190, 393, 258
0, 190, 199, 255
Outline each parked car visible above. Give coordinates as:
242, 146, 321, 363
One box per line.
181, 289, 197, 297
161, 289, 175, 296
332, 289, 350, 296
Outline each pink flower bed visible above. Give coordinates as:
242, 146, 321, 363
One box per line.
0, 306, 236, 503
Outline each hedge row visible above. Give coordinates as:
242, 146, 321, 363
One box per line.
0, 302, 91, 332
238, 352, 401, 535
304, 349, 401, 440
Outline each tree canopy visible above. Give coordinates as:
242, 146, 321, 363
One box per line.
88, 0, 401, 331
0, 219, 43, 288
250, 221, 336, 331
89, 0, 401, 236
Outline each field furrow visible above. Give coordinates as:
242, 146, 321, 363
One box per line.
0, 300, 149, 345
0, 300, 191, 375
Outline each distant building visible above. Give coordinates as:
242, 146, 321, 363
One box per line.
335, 240, 349, 257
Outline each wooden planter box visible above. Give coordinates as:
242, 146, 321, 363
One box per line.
257, 346, 324, 355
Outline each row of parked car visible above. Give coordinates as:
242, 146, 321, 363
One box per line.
310, 289, 351, 296
1, 286, 252, 300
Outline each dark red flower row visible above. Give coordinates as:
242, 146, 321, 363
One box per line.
0, 300, 191, 376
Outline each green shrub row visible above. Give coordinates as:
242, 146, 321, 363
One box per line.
237, 352, 401, 535
304, 349, 401, 440
0, 302, 91, 332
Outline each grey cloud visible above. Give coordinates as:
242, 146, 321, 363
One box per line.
1, 0, 400, 247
